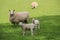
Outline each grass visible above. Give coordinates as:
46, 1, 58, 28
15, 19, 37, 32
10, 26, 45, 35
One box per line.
0, 0, 60, 40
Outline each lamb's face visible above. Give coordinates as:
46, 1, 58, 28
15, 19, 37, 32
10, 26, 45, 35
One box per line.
9, 9, 15, 17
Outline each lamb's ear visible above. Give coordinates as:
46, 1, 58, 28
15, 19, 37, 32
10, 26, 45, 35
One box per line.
13, 10, 15, 11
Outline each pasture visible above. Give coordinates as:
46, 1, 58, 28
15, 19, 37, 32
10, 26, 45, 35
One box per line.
0, 0, 60, 40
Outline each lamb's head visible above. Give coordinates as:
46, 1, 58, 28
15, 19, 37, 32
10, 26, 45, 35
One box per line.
32, 18, 39, 24
32, 18, 40, 29
9, 9, 15, 17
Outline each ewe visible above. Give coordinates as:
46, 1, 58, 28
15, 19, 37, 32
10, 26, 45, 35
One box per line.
9, 9, 29, 26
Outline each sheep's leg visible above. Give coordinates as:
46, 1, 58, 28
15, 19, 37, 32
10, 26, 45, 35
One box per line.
32, 6, 35, 9
24, 19, 28, 23
31, 29, 33, 36
14, 22, 15, 26
11, 22, 15, 26
34, 6, 35, 8
16, 22, 19, 26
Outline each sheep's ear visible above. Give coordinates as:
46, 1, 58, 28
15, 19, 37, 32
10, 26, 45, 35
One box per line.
9, 10, 10, 11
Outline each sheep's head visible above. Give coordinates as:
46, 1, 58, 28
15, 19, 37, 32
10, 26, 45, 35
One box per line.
31, 1, 38, 9
9, 9, 15, 17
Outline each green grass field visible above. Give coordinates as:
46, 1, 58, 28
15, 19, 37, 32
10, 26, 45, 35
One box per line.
0, 0, 60, 40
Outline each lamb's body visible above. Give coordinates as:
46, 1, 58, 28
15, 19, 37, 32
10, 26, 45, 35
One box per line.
21, 23, 35, 29
19, 22, 37, 36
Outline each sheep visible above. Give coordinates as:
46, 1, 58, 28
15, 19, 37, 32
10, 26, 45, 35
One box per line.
31, 1, 38, 9
9, 9, 29, 26
19, 22, 37, 36
32, 18, 40, 29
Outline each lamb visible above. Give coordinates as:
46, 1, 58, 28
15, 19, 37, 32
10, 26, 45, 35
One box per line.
19, 22, 37, 36
31, 1, 38, 9
9, 9, 29, 26
32, 18, 40, 29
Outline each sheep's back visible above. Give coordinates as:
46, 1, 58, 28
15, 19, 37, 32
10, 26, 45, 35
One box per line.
15, 11, 29, 20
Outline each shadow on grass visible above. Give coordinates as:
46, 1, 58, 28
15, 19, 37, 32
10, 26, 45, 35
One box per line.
0, 15, 60, 40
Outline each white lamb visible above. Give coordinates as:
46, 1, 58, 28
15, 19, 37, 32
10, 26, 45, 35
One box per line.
19, 22, 37, 36
9, 9, 29, 26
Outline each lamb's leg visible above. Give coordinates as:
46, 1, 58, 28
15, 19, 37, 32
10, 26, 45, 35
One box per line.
31, 29, 33, 36
38, 24, 40, 29
23, 30, 25, 36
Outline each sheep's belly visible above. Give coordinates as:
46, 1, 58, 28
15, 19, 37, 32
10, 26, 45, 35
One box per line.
15, 14, 28, 20
25, 28, 30, 30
